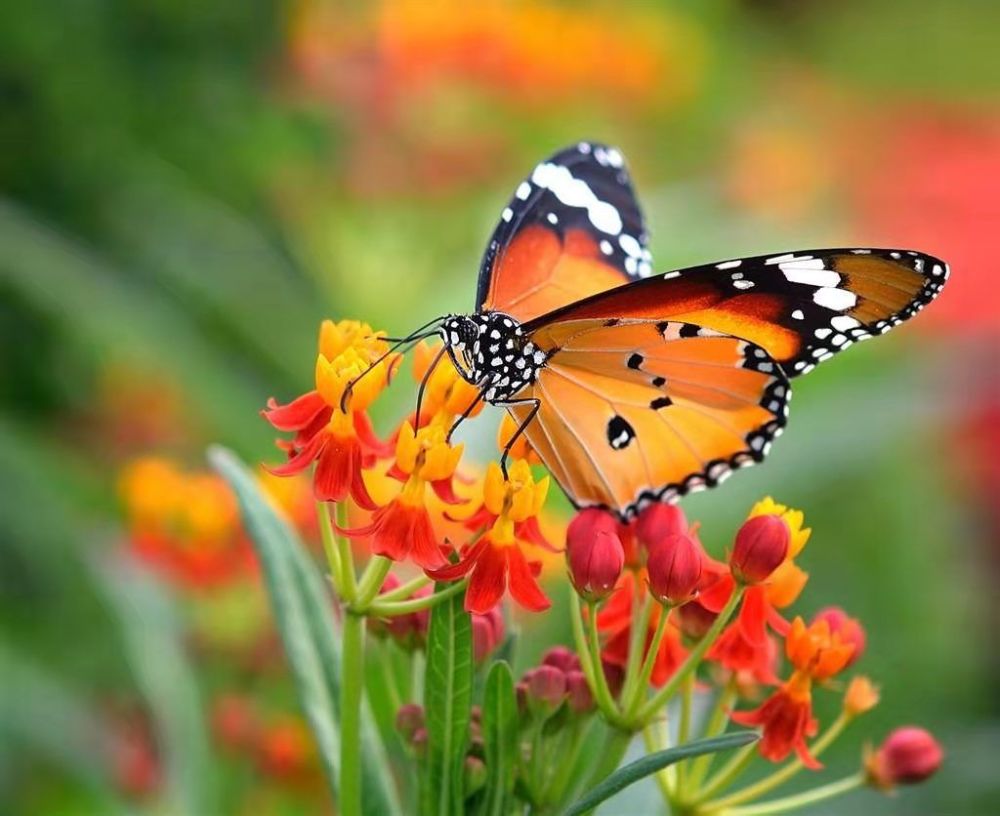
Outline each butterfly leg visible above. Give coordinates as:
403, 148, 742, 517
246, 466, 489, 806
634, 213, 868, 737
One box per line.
495, 397, 541, 479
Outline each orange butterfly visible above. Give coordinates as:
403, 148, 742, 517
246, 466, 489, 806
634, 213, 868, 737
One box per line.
367, 143, 949, 520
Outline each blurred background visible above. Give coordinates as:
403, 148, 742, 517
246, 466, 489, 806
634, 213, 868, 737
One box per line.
1, 0, 997, 813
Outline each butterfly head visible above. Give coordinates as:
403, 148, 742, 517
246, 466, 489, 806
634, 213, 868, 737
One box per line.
440, 312, 545, 401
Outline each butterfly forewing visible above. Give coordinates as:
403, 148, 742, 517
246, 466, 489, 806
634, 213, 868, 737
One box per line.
509, 320, 789, 518
522, 248, 948, 377
476, 142, 653, 322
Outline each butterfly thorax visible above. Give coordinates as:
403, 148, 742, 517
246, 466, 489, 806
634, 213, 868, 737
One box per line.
440, 312, 546, 402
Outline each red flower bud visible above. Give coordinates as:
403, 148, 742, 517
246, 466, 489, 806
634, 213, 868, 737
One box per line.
370, 574, 431, 649
541, 646, 581, 673
635, 503, 688, 551
647, 532, 703, 606
522, 665, 567, 716
813, 606, 866, 666
471, 607, 505, 663
566, 670, 594, 713
395, 703, 425, 744
866, 727, 943, 789
730, 514, 790, 584
566, 510, 625, 601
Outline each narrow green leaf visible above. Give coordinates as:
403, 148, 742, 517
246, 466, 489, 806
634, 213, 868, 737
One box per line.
210, 446, 400, 816
422, 583, 473, 816
562, 732, 758, 816
480, 662, 518, 816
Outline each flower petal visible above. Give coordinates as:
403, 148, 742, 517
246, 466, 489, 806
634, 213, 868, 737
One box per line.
505, 545, 551, 612
465, 543, 509, 614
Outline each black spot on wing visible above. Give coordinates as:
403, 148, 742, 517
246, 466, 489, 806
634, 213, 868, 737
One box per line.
606, 415, 636, 451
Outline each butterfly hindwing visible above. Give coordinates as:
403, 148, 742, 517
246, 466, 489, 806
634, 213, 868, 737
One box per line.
508, 319, 789, 518
522, 248, 948, 378
476, 142, 652, 323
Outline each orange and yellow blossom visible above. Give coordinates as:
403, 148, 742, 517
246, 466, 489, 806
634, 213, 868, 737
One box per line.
119, 458, 256, 589
429, 459, 551, 614
732, 616, 856, 767
340, 422, 462, 570
263, 319, 395, 507
411, 341, 484, 428
705, 497, 812, 678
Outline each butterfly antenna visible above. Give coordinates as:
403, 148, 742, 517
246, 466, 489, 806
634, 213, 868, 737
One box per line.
414, 343, 448, 428
339, 316, 445, 413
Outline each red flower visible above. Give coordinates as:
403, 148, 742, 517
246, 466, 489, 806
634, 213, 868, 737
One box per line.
430, 533, 549, 614
732, 674, 820, 767
635, 502, 690, 551
813, 607, 866, 667
428, 460, 552, 613
730, 514, 790, 585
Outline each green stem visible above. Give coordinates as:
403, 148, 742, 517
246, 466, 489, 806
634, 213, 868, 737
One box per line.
544, 720, 585, 806
570, 588, 598, 691
584, 599, 622, 723
366, 579, 467, 617
353, 555, 394, 609
675, 672, 695, 796
624, 609, 671, 717
340, 611, 365, 816
316, 501, 343, 592
695, 743, 758, 804
619, 585, 654, 705
336, 502, 357, 602
700, 711, 851, 810
378, 573, 433, 603
579, 727, 633, 800
688, 678, 738, 791
642, 724, 674, 804
720, 773, 864, 816
636, 587, 745, 724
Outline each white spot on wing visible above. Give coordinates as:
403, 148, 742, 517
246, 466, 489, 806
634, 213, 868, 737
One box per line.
515, 182, 532, 200
813, 287, 857, 311
530, 162, 623, 235
716, 260, 742, 270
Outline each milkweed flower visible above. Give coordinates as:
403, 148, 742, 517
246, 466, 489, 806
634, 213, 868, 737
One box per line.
411, 340, 484, 427
341, 422, 462, 570
705, 498, 811, 675
428, 459, 551, 613
813, 606, 866, 667
646, 531, 703, 607
263, 319, 396, 507
732, 615, 856, 766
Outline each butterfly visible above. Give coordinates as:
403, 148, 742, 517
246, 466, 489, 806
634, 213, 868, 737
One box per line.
386, 142, 949, 521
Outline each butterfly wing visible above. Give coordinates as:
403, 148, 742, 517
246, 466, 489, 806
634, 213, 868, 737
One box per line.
508, 319, 789, 518
476, 142, 653, 322
521, 249, 949, 377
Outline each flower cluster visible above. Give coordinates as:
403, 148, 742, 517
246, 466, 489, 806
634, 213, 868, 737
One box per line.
260, 316, 943, 816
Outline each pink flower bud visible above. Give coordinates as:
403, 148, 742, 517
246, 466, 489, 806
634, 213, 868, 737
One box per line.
635, 503, 688, 551
813, 606, 866, 666
647, 532, 703, 606
541, 646, 580, 673
566, 510, 625, 601
566, 670, 594, 713
522, 665, 567, 715
471, 607, 504, 662
866, 727, 943, 789
730, 514, 790, 584
395, 703, 425, 743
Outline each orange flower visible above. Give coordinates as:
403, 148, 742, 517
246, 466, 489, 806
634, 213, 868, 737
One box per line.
731, 672, 820, 768
428, 460, 551, 613
785, 616, 855, 682
411, 340, 484, 427
844, 676, 880, 717
340, 422, 462, 570
263, 319, 395, 508
119, 458, 256, 590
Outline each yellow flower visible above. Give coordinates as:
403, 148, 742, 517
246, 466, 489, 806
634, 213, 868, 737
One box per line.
749, 496, 811, 557
844, 675, 881, 717
483, 460, 549, 544
395, 422, 464, 483
318, 318, 387, 362
412, 340, 484, 421
314, 320, 395, 414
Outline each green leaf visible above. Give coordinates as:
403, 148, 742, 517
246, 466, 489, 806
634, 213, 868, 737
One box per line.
562, 732, 758, 816
210, 446, 400, 816
479, 662, 518, 816
422, 583, 473, 816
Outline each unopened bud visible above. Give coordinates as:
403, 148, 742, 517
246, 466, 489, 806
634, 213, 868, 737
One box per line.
395, 703, 425, 744
647, 532, 703, 606
566, 670, 594, 713
523, 665, 567, 717
566, 510, 625, 601
865, 727, 943, 789
844, 676, 880, 717
635, 503, 688, 551
730, 514, 790, 584
471, 607, 504, 662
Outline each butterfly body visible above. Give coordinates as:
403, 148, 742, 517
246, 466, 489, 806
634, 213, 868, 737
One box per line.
441, 312, 546, 402
425, 142, 948, 520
